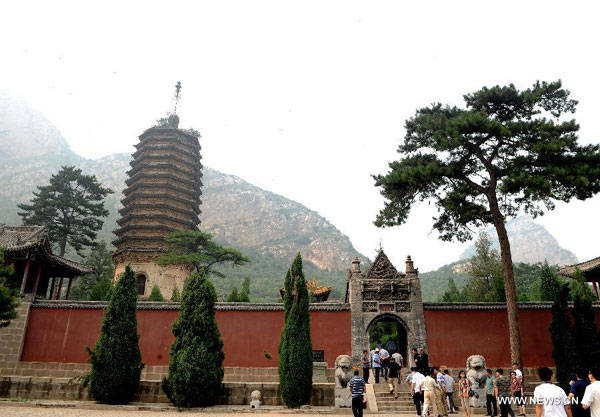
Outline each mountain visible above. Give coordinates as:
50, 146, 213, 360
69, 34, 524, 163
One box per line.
459, 216, 578, 266
0, 93, 367, 301
420, 216, 578, 301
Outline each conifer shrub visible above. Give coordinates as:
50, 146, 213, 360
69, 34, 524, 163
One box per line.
171, 285, 181, 302
87, 265, 143, 404
278, 253, 313, 408
572, 293, 600, 373
162, 269, 224, 408
549, 284, 576, 391
148, 284, 164, 301
0, 248, 18, 328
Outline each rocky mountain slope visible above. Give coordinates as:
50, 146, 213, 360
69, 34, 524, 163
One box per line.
0, 93, 367, 301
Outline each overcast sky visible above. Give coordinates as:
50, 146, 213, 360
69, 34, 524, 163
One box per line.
1, 1, 599, 272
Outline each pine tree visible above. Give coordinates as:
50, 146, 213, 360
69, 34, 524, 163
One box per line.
549, 284, 576, 391
162, 269, 224, 408
226, 286, 240, 302
170, 285, 181, 302
539, 261, 562, 301
18, 166, 112, 256
0, 248, 18, 328
571, 293, 600, 374
440, 277, 464, 302
239, 277, 250, 302
278, 253, 313, 408
71, 242, 114, 300
464, 233, 505, 302
87, 266, 143, 404
148, 285, 164, 302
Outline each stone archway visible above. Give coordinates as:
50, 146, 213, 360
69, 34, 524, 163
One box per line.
346, 251, 428, 366
366, 313, 409, 362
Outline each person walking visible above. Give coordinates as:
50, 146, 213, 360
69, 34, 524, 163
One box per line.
349, 370, 366, 417
393, 351, 404, 368
570, 370, 590, 417
512, 370, 526, 416
419, 348, 430, 375
372, 348, 382, 384
423, 369, 439, 417
486, 368, 498, 417
435, 367, 449, 417
411, 367, 425, 417
380, 347, 390, 382
445, 369, 456, 414
388, 357, 401, 398
495, 368, 515, 417
459, 370, 472, 417
582, 367, 600, 417
533, 367, 572, 417
362, 350, 371, 384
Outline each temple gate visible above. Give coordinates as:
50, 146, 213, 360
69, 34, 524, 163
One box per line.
347, 251, 428, 365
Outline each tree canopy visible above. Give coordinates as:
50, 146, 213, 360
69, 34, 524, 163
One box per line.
157, 230, 249, 276
0, 248, 18, 328
70, 241, 114, 301
374, 80, 600, 365
18, 166, 113, 256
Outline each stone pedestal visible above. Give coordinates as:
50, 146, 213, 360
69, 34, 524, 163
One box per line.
312, 362, 328, 383
335, 387, 352, 408
469, 388, 486, 408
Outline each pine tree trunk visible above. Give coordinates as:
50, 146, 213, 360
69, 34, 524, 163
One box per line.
488, 193, 523, 367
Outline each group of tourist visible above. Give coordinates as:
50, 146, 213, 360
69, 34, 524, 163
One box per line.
350, 345, 600, 417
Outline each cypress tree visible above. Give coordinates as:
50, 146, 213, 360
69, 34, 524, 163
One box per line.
572, 293, 600, 374
170, 285, 181, 302
88, 265, 143, 404
148, 284, 164, 301
162, 269, 225, 408
0, 248, 18, 328
549, 284, 576, 391
226, 286, 240, 302
539, 261, 561, 301
278, 253, 313, 408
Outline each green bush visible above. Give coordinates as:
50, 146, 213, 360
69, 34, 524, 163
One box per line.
0, 248, 18, 328
148, 284, 164, 301
162, 269, 224, 408
278, 253, 313, 408
87, 265, 144, 404
171, 285, 181, 302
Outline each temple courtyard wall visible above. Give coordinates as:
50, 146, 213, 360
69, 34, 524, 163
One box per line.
2, 299, 599, 404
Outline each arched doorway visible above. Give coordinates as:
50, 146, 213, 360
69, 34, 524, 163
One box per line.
367, 314, 408, 365
136, 274, 147, 296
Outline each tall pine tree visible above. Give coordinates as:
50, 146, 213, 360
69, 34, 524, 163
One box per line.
87, 266, 143, 404
278, 253, 313, 408
539, 261, 562, 301
162, 269, 225, 408
549, 284, 576, 391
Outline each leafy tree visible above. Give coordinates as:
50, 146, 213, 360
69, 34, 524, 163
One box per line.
87, 266, 143, 404
239, 277, 251, 302
18, 166, 113, 257
570, 269, 595, 302
157, 230, 249, 277
70, 241, 114, 300
571, 293, 600, 374
226, 286, 240, 302
89, 277, 113, 301
440, 277, 465, 302
374, 80, 600, 365
0, 248, 18, 328
162, 269, 224, 408
549, 284, 576, 391
539, 261, 562, 301
278, 253, 313, 408
464, 233, 505, 302
170, 285, 181, 302
148, 285, 165, 302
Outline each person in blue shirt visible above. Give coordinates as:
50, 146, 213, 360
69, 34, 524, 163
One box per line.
571, 370, 591, 417
372, 348, 382, 383
349, 370, 366, 417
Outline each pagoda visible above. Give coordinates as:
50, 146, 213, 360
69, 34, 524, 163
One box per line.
112, 90, 202, 297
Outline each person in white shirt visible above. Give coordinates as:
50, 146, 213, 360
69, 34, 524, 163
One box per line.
411, 367, 425, 417
423, 369, 439, 417
379, 347, 390, 381
393, 352, 404, 368
513, 363, 524, 382
583, 367, 600, 417
444, 369, 456, 413
533, 367, 572, 417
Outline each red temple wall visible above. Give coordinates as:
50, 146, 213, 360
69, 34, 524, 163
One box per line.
20, 308, 352, 367
424, 308, 600, 367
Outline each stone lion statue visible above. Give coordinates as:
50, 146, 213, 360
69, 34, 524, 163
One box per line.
466, 355, 487, 389
334, 355, 354, 389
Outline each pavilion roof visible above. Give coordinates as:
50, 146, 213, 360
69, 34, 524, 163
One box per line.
558, 256, 600, 281
0, 224, 94, 277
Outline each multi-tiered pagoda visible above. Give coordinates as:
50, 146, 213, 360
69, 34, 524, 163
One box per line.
112, 114, 202, 297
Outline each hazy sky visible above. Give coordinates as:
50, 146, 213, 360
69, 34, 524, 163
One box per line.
1, 1, 599, 272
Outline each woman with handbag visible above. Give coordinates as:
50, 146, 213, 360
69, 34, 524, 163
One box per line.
459, 370, 472, 417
